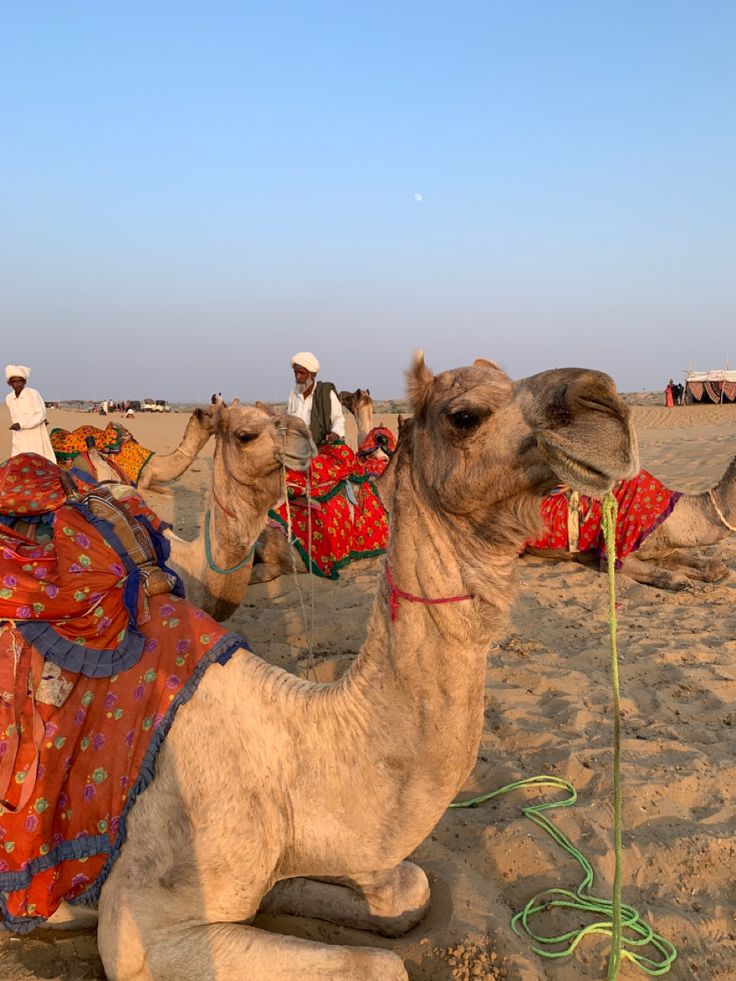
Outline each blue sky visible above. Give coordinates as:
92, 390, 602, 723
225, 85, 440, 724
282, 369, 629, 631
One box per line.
3, 2, 734, 402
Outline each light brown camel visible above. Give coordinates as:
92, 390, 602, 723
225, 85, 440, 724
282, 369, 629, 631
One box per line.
78, 404, 315, 619
50, 354, 637, 980
68, 405, 314, 619
617, 462, 736, 588
160, 402, 315, 620
339, 388, 375, 445
524, 460, 736, 590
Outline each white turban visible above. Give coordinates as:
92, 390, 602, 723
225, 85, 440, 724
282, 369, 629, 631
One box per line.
5, 364, 30, 382
290, 352, 320, 374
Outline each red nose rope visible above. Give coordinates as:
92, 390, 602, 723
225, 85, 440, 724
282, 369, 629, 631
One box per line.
385, 563, 474, 622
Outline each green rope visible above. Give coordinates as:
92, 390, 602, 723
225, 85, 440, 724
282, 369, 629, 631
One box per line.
203, 509, 255, 574
450, 493, 677, 976
602, 492, 623, 979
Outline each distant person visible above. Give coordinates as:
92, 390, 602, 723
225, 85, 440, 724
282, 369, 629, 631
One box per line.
672, 382, 684, 405
665, 379, 674, 408
4, 364, 56, 462
287, 351, 345, 446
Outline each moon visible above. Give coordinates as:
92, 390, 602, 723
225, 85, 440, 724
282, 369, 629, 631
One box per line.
414, 193, 423, 203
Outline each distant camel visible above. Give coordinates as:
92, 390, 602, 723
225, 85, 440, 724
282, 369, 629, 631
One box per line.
525, 461, 736, 590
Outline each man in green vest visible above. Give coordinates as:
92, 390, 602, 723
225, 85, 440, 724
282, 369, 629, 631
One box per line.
287, 352, 346, 447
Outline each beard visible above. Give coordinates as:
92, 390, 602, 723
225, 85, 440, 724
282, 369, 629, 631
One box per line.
295, 380, 308, 394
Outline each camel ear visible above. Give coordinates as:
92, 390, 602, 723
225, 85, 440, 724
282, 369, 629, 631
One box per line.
365, 388, 370, 397
406, 350, 433, 416
255, 400, 274, 416
193, 406, 218, 434
473, 358, 500, 370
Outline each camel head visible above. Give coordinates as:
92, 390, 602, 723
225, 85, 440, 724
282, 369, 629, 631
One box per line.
201, 401, 316, 485
396, 352, 638, 532
338, 388, 371, 415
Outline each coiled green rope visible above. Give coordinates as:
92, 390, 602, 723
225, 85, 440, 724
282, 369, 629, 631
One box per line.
450, 493, 677, 976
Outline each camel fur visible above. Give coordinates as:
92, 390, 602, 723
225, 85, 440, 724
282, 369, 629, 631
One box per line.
48, 354, 637, 980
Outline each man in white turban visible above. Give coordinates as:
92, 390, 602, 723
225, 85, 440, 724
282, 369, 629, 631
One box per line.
287, 352, 345, 446
5, 365, 57, 463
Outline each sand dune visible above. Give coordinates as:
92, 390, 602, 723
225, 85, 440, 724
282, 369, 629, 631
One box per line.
1, 404, 736, 979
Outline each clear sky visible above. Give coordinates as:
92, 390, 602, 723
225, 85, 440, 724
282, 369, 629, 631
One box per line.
3, 1, 735, 402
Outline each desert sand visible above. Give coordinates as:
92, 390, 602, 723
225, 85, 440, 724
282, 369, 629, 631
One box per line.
1, 403, 735, 980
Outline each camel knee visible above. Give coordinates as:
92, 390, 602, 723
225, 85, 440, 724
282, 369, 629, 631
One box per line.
358, 861, 431, 936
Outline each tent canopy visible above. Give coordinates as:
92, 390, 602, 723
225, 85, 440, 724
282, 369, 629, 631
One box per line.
685, 369, 736, 382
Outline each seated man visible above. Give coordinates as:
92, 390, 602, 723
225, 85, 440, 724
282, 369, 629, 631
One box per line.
287, 351, 345, 446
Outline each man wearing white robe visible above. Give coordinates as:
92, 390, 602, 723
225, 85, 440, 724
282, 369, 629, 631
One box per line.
5, 364, 56, 463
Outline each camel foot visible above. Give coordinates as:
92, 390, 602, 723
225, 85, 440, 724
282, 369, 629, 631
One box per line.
249, 562, 284, 584
261, 861, 430, 937
44, 900, 99, 930
98, 916, 407, 981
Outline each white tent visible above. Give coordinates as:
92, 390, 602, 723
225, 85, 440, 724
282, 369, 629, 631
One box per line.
684, 369, 736, 404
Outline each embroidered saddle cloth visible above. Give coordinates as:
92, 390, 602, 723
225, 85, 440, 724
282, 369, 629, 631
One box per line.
268, 442, 389, 578
527, 470, 682, 565
0, 454, 242, 931
50, 423, 154, 486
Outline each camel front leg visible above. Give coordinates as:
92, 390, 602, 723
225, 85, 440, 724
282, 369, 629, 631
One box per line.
616, 554, 693, 591
261, 861, 430, 937
98, 911, 407, 981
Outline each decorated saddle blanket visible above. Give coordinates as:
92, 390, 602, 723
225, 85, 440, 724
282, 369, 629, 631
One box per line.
0, 454, 242, 932
50, 423, 154, 486
356, 426, 396, 478
268, 441, 389, 578
527, 470, 682, 565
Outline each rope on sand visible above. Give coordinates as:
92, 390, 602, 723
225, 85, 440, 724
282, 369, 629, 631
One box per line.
451, 493, 677, 977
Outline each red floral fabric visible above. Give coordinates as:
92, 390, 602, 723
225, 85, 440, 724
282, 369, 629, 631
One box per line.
0, 596, 234, 930
0, 454, 239, 931
527, 470, 682, 563
357, 427, 395, 478
269, 442, 389, 578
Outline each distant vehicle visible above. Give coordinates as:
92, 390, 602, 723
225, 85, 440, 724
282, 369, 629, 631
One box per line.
155, 399, 171, 413
129, 400, 143, 412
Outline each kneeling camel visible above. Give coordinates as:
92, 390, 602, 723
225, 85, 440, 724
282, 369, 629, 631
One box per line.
54, 355, 636, 980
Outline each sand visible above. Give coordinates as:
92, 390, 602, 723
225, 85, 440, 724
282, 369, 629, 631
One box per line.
1, 403, 735, 980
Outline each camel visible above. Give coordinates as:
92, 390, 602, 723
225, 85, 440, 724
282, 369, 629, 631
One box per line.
524, 460, 736, 591
58, 404, 315, 620
338, 388, 375, 446
157, 402, 314, 620
46, 354, 637, 980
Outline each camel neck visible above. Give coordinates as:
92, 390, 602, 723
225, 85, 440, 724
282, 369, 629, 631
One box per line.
318, 467, 517, 864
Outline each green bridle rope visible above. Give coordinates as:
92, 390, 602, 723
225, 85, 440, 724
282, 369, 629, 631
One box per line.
203, 509, 256, 574
450, 493, 677, 977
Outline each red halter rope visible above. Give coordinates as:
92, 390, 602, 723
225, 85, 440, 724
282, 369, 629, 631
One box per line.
385, 563, 473, 622
213, 486, 236, 518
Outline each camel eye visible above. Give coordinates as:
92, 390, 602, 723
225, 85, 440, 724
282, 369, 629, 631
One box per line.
235, 431, 258, 444
448, 409, 484, 431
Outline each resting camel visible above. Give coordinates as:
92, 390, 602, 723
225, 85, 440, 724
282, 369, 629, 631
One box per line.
49, 354, 636, 980
523, 459, 736, 590
159, 402, 314, 620
339, 388, 375, 445
81, 404, 315, 620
